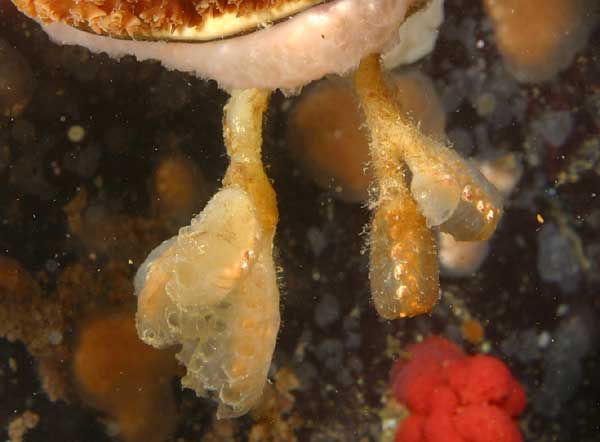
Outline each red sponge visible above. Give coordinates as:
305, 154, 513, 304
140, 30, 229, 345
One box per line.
392, 337, 465, 414
502, 379, 527, 417
446, 355, 512, 405
395, 415, 425, 442
454, 404, 523, 442
392, 337, 526, 442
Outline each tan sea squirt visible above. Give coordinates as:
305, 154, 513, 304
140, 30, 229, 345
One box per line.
11, 0, 504, 417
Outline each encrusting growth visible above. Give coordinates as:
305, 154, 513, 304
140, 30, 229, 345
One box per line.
353, 55, 503, 318
73, 307, 177, 442
134, 90, 280, 418
483, 0, 597, 83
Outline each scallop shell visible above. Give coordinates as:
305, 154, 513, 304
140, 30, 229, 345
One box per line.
11, 0, 327, 40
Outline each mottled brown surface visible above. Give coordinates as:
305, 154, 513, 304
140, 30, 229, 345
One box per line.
11, 0, 314, 37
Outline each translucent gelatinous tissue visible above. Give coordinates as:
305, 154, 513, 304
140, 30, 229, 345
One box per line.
135, 90, 279, 418
370, 197, 439, 318
354, 55, 503, 318
354, 55, 441, 319
135, 188, 280, 418
404, 137, 504, 241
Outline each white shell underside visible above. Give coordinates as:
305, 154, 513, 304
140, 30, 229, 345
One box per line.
41, 0, 418, 90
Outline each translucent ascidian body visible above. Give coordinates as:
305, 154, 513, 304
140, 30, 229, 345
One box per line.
405, 140, 503, 241
354, 56, 439, 319
354, 55, 503, 318
135, 90, 280, 418
369, 196, 439, 319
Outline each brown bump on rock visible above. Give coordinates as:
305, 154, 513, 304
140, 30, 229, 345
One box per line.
73, 307, 177, 442
484, 0, 597, 82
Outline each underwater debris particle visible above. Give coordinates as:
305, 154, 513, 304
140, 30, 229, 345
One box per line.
248, 366, 303, 442
555, 138, 600, 186
460, 318, 485, 345
0, 256, 71, 401
67, 125, 86, 143
7, 410, 39, 442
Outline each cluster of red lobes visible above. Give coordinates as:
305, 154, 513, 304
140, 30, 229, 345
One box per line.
391, 337, 526, 442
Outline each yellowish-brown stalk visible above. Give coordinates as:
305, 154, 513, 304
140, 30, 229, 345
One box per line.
223, 89, 278, 236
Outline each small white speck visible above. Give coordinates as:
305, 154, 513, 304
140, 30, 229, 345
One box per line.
556, 304, 570, 316
48, 330, 63, 345
538, 331, 551, 348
